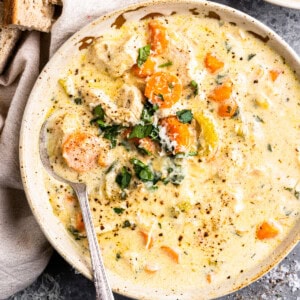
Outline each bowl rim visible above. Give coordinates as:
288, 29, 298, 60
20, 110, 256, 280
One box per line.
264, 0, 300, 9
19, 0, 300, 299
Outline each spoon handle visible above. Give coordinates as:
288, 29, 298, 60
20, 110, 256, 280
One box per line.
73, 183, 115, 300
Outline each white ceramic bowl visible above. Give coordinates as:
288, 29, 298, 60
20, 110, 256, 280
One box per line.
20, 1, 300, 299
264, 0, 300, 9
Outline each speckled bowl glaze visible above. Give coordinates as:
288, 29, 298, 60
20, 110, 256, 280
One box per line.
264, 0, 300, 9
19, 1, 300, 299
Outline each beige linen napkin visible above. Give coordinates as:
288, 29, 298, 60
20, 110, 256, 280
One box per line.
0, 0, 143, 298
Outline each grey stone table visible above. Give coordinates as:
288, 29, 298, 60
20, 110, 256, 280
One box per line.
9, 0, 300, 299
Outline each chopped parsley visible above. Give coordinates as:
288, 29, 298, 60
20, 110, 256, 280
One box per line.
137, 45, 151, 67
90, 104, 122, 148
190, 80, 198, 96
176, 109, 193, 124
122, 220, 131, 228
284, 186, 300, 200
158, 61, 173, 68
247, 53, 256, 61
115, 167, 132, 190
113, 207, 125, 215
130, 158, 155, 182
68, 226, 86, 241
225, 41, 232, 53
156, 93, 164, 101
141, 101, 158, 124
215, 74, 226, 85
128, 124, 153, 139
267, 144, 273, 152
255, 115, 265, 123
74, 97, 82, 105
103, 125, 123, 148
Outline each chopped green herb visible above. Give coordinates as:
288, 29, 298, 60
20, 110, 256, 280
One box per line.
113, 207, 125, 215
105, 161, 116, 174
129, 124, 153, 139
158, 222, 162, 229
176, 109, 193, 124
157, 93, 164, 101
68, 226, 86, 241
232, 107, 240, 119
93, 105, 105, 119
141, 101, 158, 124
139, 168, 155, 181
190, 80, 198, 96
255, 115, 265, 123
284, 186, 300, 200
103, 125, 123, 148
130, 158, 155, 182
137, 45, 151, 67
158, 61, 173, 68
122, 220, 131, 228
267, 144, 273, 152
225, 41, 232, 53
116, 167, 132, 190
116, 252, 121, 260
74, 97, 82, 105
149, 126, 159, 141
247, 53, 256, 61
215, 74, 226, 85
168, 82, 175, 89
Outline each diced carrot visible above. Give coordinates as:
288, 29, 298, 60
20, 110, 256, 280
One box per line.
217, 98, 238, 118
76, 212, 85, 232
206, 274, 212, 284
148, 20, 169, 55
145, 72, 182, 108
208, 81, 233, 102
160, 116, 193, 154
160, 246, 181, 263
140, 230, 154, 249
269, 69, 282, 82
132, 56, 156, 78
204, 53, 224, 73
144, 264, 160, 274
256, 221, 279, 240
62, 132, 100, 172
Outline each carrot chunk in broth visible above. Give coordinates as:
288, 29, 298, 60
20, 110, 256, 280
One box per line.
217, 98, 238, 118
148, 20, 169, 55
160, 116, 192, 154
144, 264, 160, 274
62, 132, 100, 172
269, 69, 282, 82
204, 53, 224, 73
145, 72, 182, 108
160, 246, 181, 263
208, 81, 233, 102
132, 56, 156, 78
76, 212, 85, 232
140, 230, 154, 249
256, 221, 279, 240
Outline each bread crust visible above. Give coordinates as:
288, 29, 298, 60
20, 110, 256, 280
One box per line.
2, 0, 54, 32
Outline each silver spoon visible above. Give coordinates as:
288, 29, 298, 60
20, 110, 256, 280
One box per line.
39, 120, 114, 300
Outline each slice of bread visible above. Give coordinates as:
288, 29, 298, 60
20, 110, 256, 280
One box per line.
3, 0, 54, 32
0, 1, 20, 74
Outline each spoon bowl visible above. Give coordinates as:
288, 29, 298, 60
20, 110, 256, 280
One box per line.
39, 120, 114, 300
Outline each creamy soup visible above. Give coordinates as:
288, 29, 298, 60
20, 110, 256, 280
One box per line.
45, 14, 300, 297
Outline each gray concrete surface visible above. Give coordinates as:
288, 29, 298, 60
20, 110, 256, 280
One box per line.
9, 0, 300, 299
